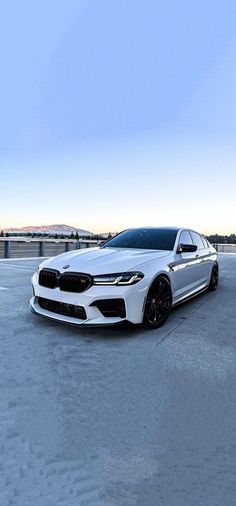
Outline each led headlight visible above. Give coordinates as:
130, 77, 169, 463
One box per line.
93, 272, 144, 286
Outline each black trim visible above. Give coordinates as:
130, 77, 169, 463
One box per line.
39, 268, 93, 293
39, 268, 59, 289
173, 286, 208, 306
176, 243, 197, 253
60, 272, 93, 293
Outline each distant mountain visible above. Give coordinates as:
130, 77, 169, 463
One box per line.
4, 224, 92, 236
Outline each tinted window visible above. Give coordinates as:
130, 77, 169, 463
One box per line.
101, 228, 178, 250
190, 231, 204, 249
179, 230, 193, 245
201, 236, 209, 248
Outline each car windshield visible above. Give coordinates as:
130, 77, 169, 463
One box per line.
101, 228, 178, 250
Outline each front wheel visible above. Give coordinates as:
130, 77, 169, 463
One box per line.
208, 263, 219, 291
143, 276, 172, 329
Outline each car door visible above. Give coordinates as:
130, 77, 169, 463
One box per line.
190, 231, 211, 285
171, 230, 200, 300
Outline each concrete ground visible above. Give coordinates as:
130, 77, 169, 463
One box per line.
0, 255, 236, 506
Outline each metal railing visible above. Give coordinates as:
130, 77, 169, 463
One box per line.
1, 238, 236, 259
214, 243, 236, 254
0, 238, 99, 259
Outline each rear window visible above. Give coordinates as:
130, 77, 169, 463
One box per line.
101, 228, 178, 250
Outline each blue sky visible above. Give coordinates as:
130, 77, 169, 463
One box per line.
1, 0, 236, 233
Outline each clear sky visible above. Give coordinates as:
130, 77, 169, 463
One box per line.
1, 0, 236, 234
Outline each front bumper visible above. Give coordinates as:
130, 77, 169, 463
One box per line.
30, 272, 147, 326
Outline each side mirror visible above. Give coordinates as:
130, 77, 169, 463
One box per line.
177, 243, 198, 253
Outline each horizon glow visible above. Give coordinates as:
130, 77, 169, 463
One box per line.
1, 0, 236, 234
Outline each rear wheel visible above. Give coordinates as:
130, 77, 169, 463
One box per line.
208, 263, 219, 291
143, 276, 172, 329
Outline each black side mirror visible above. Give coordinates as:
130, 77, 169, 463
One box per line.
177, 243, 198, 253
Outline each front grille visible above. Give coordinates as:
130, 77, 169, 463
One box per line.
38, 269, 92, 293
38, 297, 87, 320
90, 299, 126, 318
60, 273, 92, 293
39, 269, 58, 289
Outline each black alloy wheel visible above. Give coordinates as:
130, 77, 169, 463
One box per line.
208, 263, 219, 291
143, 276, 172, 329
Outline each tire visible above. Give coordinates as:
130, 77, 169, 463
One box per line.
208, 263, 219, 291
143, 276, 172, 329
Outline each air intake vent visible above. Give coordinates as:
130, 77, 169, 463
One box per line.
38, 297, 87, 320
90, 299, 126, 318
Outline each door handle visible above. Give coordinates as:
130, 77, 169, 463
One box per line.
195, 254, 199, 258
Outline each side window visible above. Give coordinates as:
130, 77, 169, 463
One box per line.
179, 230, 193, 245
190, 231, 204, 249
201, 236, 208, 248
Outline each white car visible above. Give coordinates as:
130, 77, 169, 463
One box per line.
30, 227, 219, 329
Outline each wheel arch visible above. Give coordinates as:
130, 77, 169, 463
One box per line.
210, 260, 219, 276
142, 271, 173, 329
142, 272, 173, 315
148, 271, 171, 289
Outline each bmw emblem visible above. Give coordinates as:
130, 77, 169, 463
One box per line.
63, 264, 70, 269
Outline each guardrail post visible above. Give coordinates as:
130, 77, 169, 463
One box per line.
76, 240, 80, 250
39, 241, 45, 257
4, 240, 10, 258
65, 242, 70, 252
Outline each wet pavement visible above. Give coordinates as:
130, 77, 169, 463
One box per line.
0, 255, 236, 506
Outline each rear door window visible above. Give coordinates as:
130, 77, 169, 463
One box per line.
201, 236, 209, 248
190, 231, 204, 249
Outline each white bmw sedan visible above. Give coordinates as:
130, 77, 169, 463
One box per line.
30, 227, 218, 329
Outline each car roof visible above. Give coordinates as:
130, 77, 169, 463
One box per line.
130, 227, 205, 234
129, 226, 181, 231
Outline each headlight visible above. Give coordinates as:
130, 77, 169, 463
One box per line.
93, 272, 144, 286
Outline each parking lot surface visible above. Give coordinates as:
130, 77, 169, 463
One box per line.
0, 255, 236, 506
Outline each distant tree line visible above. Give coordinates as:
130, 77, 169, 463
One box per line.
0, 230, 112, 240
205, 234, 236, 245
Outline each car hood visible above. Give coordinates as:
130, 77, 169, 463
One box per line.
41, 247, 171, 275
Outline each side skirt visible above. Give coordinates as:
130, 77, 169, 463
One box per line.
172, 284, 209, 307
